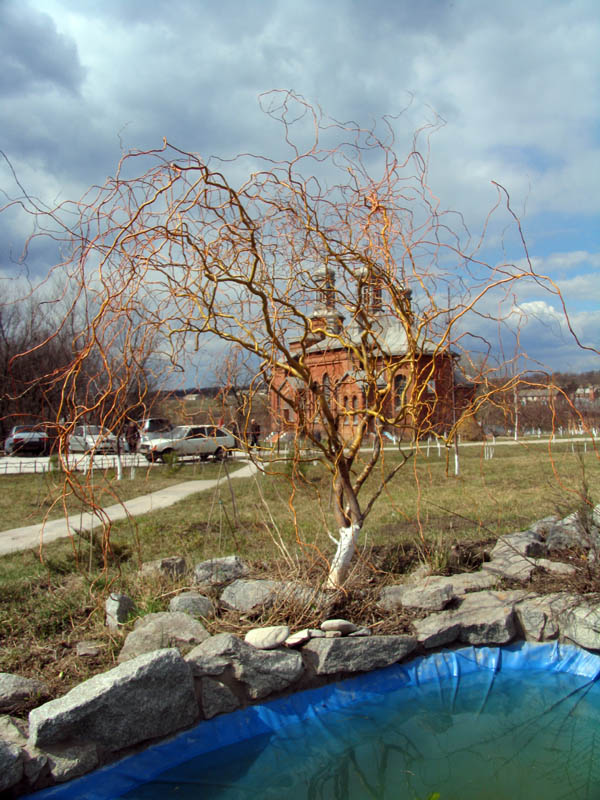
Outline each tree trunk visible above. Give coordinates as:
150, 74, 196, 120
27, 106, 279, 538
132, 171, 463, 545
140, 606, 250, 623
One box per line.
326, 522, 362, 589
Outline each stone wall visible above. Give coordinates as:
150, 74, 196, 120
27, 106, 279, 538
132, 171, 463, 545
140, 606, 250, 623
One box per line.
2, 510, 600, 796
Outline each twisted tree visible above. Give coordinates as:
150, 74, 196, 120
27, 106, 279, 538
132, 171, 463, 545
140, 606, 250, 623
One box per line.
3, 91, 581, 585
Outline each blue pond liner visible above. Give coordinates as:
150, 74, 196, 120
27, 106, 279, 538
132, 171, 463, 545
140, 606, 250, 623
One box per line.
26, 641, 600, 799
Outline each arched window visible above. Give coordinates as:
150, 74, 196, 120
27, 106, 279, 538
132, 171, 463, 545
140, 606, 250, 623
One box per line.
323, 374, 331, 403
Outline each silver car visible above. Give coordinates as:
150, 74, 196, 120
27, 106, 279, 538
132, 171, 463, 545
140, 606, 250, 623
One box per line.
140, 425, 234, 462
68, 425, 119, 454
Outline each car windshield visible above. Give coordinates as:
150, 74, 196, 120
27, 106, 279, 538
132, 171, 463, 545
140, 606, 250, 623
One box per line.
145, 419, 172, 432
86, 426, 109, 436
12, 426, 37, 434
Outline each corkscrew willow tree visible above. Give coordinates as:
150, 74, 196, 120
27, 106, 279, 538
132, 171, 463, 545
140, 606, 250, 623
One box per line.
4, 90, 586, 587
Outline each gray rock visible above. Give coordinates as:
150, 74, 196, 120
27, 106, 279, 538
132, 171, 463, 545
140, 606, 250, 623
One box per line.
200, 678, 240, 719
0, 738, 23, 792
245, 626, 290, 649
529, 516, 559, 536
558, 597, 600, 650
194, 556, 249, 586
414, 590, 526, 649
302, 635, 418, 675
118, 612, 211, 662
140, 556, 187, 579
348, 627, 372, 637
0, 716, 48, 784
284, 629, 325, 647
29, 649, 198, 752
514, 593, 566, 641
0, 673, 49, 713
45, 741, 99, 783
169, 592, 214, 618
490, 531, 547, 559
379, 582, 454, 612
220, 579, 280, 614
105, 593, 135, 631
482, 549, 537, 581
320, 619, 359, 634
533, 558, 577, 576
186, 633, 304, 700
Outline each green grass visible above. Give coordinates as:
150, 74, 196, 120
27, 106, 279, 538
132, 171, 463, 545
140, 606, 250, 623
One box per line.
0, 441, 598, 705
0, 459, 227, 531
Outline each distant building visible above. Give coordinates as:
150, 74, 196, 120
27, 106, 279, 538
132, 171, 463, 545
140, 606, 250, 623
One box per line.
269, 266, 474, 440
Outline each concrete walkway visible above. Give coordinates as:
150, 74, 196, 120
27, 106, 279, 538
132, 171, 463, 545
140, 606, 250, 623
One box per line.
0, 460, 259, 557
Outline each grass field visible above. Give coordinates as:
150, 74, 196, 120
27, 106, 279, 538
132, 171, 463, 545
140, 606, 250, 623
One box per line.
0, 438, 598, 705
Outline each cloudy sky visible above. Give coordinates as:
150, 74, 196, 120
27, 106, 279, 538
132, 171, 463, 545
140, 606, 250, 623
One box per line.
1, 0, 598, 376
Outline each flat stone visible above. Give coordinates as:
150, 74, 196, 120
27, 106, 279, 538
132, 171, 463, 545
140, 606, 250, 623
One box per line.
28, 649, 198, 752
482, 551, 537, 581
534, 558, 577, 576
245, 626, 290, 649
185, 633, 304, 700
200, 678, 240, 719
0, 673, 49, 713
194, 556, 249, 586
320, 619, 359, 634
118, 612, 211, 662
379, 582, 454, 612
302, 635, 417, 675
169, 592, 214, 618
284, 629, 325, 647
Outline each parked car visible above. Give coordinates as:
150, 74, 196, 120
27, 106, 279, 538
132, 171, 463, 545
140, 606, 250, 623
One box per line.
135, 418, 174, 440
68, 425, 119, 454
140, 425, 234, 462
4, 425, 54, 456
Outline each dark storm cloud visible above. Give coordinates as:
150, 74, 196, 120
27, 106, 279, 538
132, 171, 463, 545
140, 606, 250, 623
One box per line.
0, 2, 84, 97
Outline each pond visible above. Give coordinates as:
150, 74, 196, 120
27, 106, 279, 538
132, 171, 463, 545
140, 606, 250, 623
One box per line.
29, 642, 600, 800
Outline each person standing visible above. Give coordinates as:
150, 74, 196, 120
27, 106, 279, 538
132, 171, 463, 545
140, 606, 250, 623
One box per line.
250, 418, 261, 448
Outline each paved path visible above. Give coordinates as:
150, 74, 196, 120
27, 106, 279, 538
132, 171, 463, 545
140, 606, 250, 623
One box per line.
0, 461, 258, 557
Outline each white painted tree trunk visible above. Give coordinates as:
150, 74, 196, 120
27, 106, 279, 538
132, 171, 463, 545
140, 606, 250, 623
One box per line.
326, 523, 362, 589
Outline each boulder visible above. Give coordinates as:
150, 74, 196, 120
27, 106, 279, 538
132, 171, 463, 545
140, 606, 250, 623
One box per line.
186, 633, 304, 700
194, 556, 249, 586
44, 741, 99, 783
414, 590, 527, 649
118, 612, 211, 662
0, 673, 49, 713
0, 715, 47, 785
514, 593, 566, 641
557, 596, 600, 650
302, 635, 417, 675
169, 592, 214, 618
200, 678, 240, 719
29, 649, 198, 752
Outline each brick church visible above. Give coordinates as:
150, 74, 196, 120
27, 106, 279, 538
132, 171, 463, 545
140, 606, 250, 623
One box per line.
269, 265, 474, 442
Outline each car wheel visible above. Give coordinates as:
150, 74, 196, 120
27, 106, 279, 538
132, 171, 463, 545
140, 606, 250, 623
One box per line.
213, 447, 225, 461
160, 448, 173, 464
